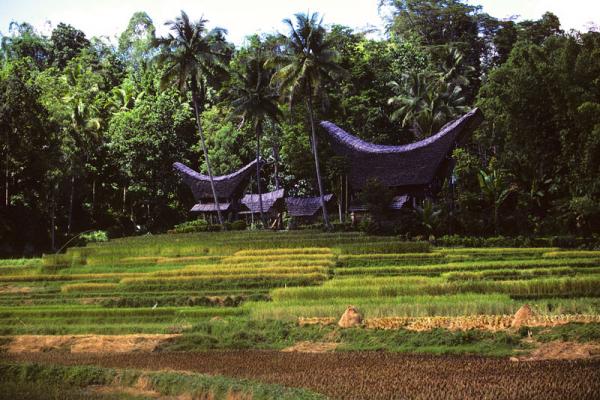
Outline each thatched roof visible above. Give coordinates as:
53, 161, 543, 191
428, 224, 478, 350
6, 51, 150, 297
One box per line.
349, 195, 409, 212
190, 202, 231, 213
173, 160, 261, 200
285, 194, 334, 217
320, 108, 484, 191
241, 189, 285, 214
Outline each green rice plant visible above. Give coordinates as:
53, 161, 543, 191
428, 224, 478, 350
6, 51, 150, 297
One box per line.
334, 266, 443, 276
272, 275, 600, 300
336, 253, 469, 268
453, 258, 600, 269
56, 263, 191, 275
0, 266, 37, 275
1, 274, 79, 282
156, 256, 222, 264
41, 253, 76, 268
61, 283, 119, 293
333, 257, 599, 277
120, 272, 327, 291
152, 266, 328, 277
443, 267, 600, 281
222, 254, 334, 264
121, 272, 326, 285
190, 259, 335, 269
0, 271, 146, 282
113, 256, 162, 264
249, 294, 600, 319
0, 305, 245, 319
234, 248, 333, 256
0, 258, 42, 267
340, 241, 430, 254
543, 251, 600, 258
436, 247, 559, 255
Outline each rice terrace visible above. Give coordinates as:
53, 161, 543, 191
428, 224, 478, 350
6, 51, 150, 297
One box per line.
1, 0, 600, 399
2, 232, 600, 399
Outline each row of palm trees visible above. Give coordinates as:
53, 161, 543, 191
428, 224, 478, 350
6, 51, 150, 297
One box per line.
153, 11, 341, 228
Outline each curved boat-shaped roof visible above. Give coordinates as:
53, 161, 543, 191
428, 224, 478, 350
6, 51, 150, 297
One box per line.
173, 159, 262, 200
320, 108, 483, 190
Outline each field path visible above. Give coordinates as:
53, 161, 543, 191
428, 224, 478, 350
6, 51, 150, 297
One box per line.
4, 351, 600, 399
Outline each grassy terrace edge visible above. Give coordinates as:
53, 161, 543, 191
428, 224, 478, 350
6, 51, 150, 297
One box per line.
0, 362, 326, 400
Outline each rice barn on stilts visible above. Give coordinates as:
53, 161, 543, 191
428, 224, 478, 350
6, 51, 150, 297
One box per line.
319, 108, 484, 216
174, 109, 483, 226
173, 160, 261, 223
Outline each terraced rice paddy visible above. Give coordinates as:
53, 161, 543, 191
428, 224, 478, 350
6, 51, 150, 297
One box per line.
0, 231, 599, 335
1, 231, 600, 398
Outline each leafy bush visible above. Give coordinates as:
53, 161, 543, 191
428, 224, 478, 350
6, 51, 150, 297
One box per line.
230, 219, 247, 230
80, 230, 108, 244
434, 235, 600, 249
169, 219, 217, 234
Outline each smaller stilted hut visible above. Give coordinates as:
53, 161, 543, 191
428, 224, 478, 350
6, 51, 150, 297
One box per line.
240, 189, 286, 225
285, 194, 335, 224
348, 195, 409, 212
173, 160, 261, 221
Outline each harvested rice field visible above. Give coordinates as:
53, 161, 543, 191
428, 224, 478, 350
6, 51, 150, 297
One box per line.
4, 351, 600, 400
2, 230, 600, 398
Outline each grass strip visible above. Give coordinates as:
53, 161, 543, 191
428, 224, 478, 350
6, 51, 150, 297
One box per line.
0, 362, 326, 399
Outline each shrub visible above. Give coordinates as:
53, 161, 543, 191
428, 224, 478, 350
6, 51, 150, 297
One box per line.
169, 219, 216, 234
80, 230, 108, 244
230, 220, 247, 231
358, 179, 394, 228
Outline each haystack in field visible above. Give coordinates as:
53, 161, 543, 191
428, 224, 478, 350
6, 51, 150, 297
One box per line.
512, 304, 534, 328
338, 306, 363, 328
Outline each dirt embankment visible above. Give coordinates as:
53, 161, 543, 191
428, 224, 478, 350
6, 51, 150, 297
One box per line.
4, 351, 600, 400
2, 334, 179, 353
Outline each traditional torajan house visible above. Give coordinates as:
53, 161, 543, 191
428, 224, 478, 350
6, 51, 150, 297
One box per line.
285, 194, 335, 223
319, 108, 484, 211
239, 188, 285, 222
173, 160, 261, 221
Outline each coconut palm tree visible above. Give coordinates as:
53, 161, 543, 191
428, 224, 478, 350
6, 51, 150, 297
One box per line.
388, 70, 469, 139
153, 11, 229, 226
230, 43, 281, 226
271, 12, 345, 229
388, 47, 471, 139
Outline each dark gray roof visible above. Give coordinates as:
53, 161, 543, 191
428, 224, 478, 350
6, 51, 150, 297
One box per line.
320, 108, 484, 190
190, 202, 231, 213
349, 195, 409, 212
285, 194, 334, 217
173, 160, 261, 200
241, 189, 285, 213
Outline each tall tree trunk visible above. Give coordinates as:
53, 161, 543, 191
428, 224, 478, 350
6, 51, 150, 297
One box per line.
272, 142, 281, 191
345, 175, 349, 217
4, 151, 8, 207
122, 185, 127, 214
256, 121, 266, 226
51, 186, 56, 251
67, 174, 75, 235
191, 91, 224, 227
91, 179, 96, 219
305, 90, 331, 229
338, 176, 343, 223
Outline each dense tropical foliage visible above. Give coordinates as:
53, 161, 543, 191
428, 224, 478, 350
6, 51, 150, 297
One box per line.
1, 1, 599, 256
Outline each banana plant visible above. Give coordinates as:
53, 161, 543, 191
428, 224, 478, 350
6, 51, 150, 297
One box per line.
478, 168, 512, 234
415, 198, 441, 235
